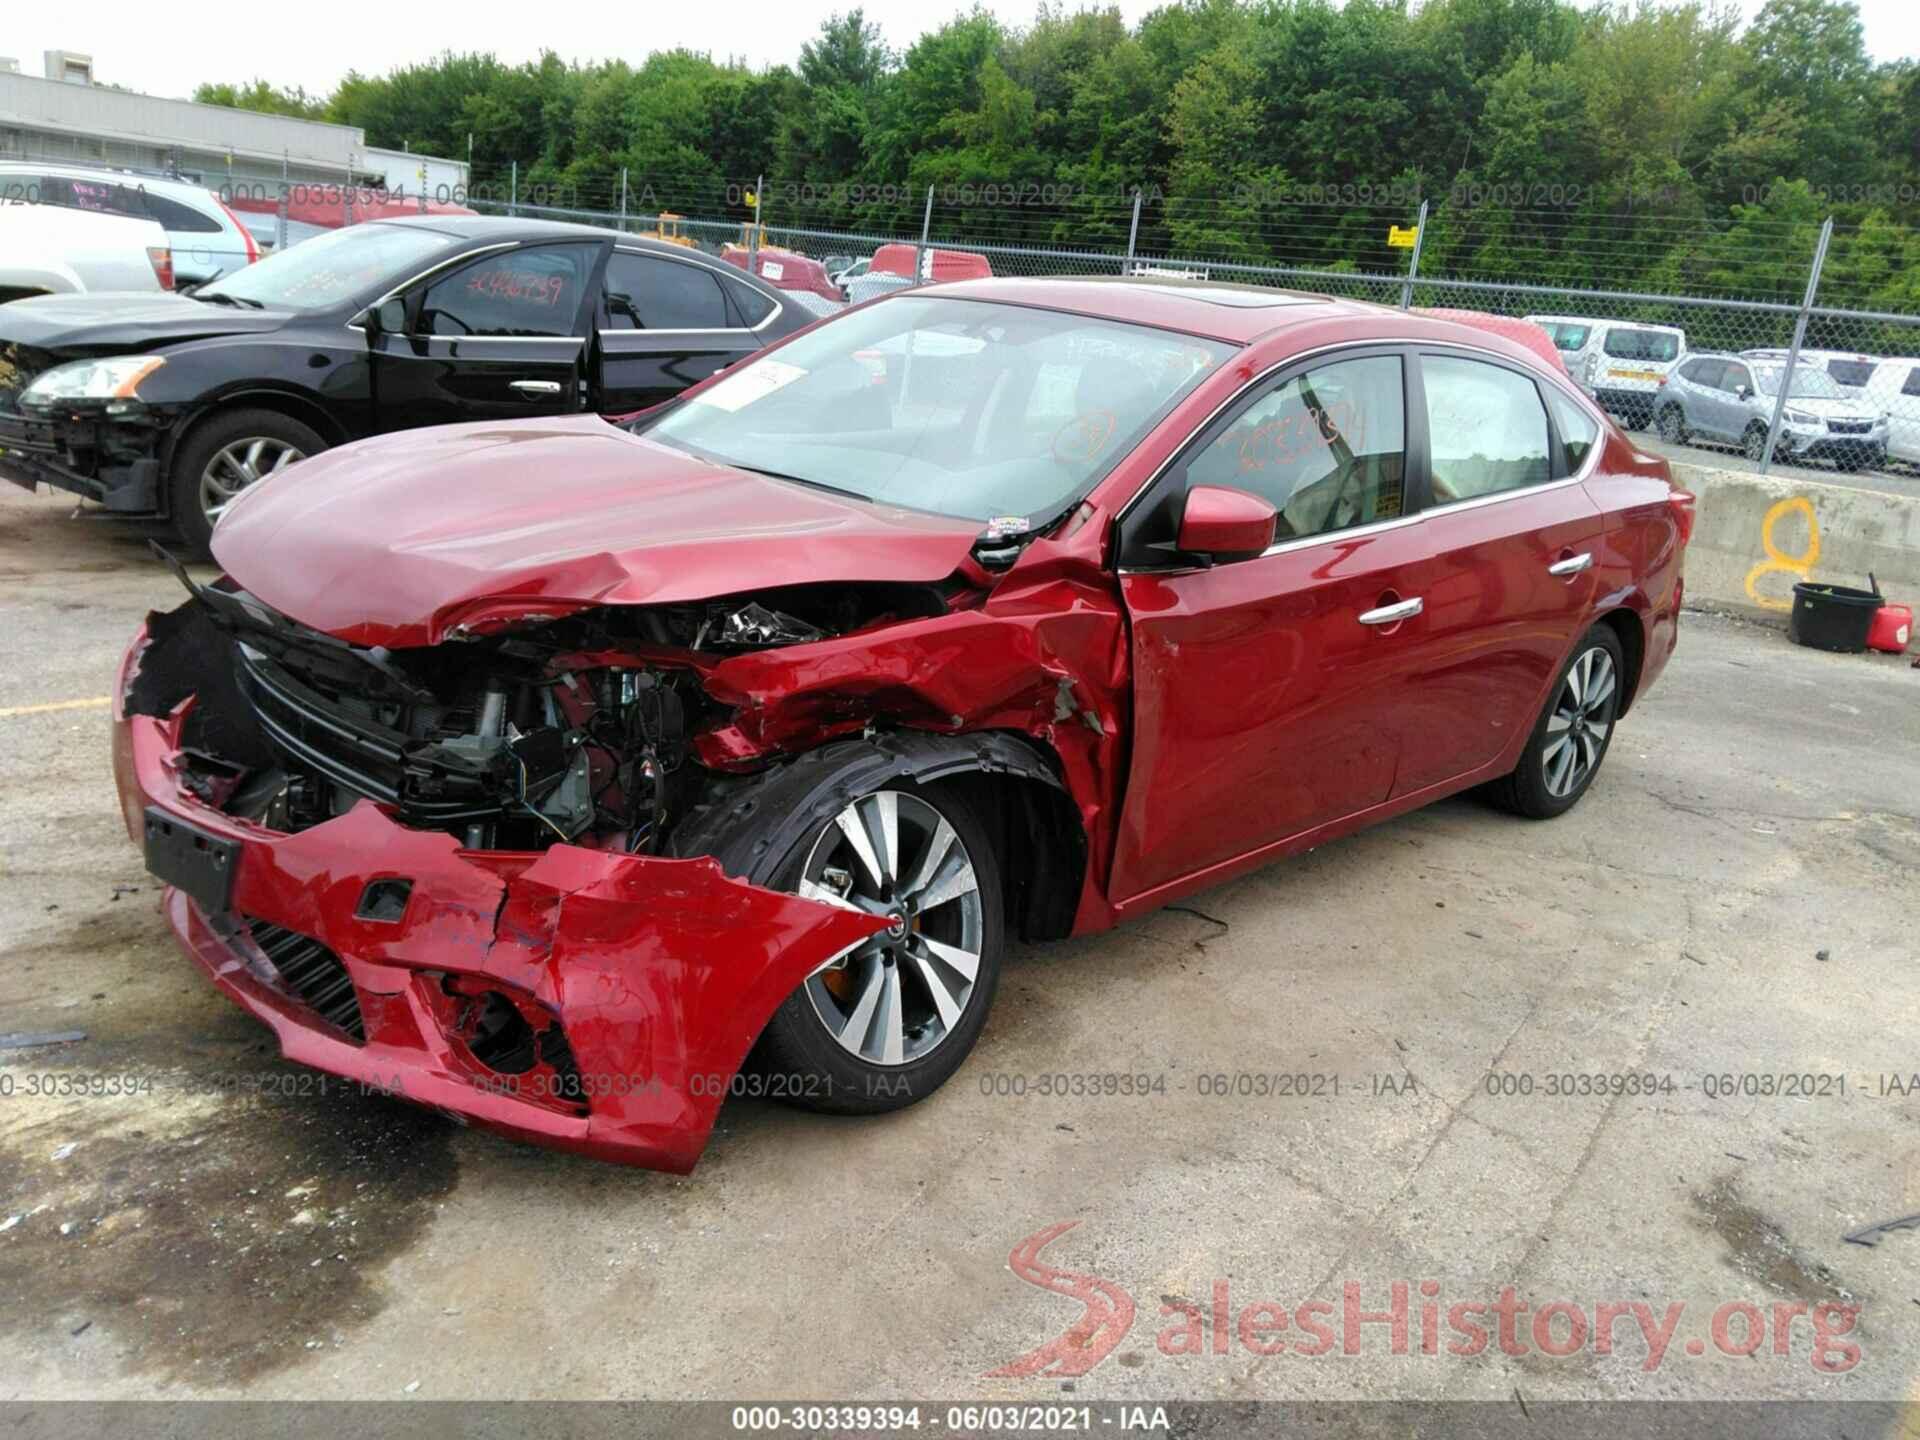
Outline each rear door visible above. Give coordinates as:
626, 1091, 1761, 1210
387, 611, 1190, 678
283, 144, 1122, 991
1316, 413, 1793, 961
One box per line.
1681, 358, 1730, 439
1389, 353, 1604, 796
592, 249, 772, 412
369, 241, 599, 431
1111, 348, 1423, 902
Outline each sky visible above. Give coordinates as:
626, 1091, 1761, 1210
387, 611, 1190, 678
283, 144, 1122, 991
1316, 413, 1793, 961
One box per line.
4, 0, 1916, 101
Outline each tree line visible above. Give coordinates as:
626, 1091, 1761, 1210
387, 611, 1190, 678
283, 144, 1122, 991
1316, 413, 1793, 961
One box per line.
195, 0, 1920, 311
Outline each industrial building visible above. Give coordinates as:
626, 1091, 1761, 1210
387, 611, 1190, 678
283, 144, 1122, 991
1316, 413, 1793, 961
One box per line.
0, 51, 466, 200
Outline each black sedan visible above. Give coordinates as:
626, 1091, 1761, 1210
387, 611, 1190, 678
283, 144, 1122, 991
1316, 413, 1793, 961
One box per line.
0, 217, 808, 550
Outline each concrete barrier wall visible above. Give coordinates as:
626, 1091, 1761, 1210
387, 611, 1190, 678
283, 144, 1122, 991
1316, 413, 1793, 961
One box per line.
1666, 460, 1920, 620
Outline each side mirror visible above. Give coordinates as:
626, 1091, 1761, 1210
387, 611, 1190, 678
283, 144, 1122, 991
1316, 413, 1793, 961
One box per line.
374, 298, 408, 334
1178, 484, 1278, 560
1735, 384, 1752, 401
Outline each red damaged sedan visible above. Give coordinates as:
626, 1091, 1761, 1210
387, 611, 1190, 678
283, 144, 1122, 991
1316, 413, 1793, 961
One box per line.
112, 279, 1692, 1170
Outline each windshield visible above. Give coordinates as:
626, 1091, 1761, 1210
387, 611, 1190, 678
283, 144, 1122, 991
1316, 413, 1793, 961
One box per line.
1603, 328, 1682, 362
1752, 364, 1846, 399
644, 296, 1235, 526
195, 223, 455, 311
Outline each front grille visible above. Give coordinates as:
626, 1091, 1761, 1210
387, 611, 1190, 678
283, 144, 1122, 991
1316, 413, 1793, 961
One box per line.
241, 916, 365, 1041
1827, 420, 1872, 435
236, 643, 496, 823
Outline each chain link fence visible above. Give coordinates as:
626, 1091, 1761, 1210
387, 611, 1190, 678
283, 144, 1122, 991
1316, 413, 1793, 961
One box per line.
457, 174, 1920, 484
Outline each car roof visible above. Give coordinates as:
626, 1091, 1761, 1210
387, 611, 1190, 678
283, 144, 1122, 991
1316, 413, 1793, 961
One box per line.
0, 161, 216, 203
912, 277, 1585, 375
364, 217, 790, 300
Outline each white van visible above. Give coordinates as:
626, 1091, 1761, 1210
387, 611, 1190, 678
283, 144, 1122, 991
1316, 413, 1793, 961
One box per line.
1857, 356, 1920, 465
1524, 314, 1605, 369
1575, 321, 1688, 430
1743, 347, 1880, 395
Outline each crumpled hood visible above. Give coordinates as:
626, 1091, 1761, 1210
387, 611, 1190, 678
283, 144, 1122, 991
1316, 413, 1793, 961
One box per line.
211, 415, 983, 648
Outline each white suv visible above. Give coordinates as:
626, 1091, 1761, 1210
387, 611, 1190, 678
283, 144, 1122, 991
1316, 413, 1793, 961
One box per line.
0, 203, 172, 300
0, 164, 257, 285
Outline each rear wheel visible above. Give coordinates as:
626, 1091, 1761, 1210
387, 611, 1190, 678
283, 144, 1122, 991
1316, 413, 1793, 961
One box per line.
168, 408, 324, 556
1485, 625, 1625, 820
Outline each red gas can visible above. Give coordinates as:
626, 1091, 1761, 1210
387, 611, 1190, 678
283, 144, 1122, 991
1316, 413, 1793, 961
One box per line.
1869, 602, 1913, 654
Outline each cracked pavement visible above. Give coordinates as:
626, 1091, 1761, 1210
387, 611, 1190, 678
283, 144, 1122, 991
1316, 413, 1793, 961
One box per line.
1, 483, 1917, 1403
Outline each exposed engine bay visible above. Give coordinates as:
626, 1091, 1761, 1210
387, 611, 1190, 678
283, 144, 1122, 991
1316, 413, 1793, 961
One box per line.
131, 557, 952, 857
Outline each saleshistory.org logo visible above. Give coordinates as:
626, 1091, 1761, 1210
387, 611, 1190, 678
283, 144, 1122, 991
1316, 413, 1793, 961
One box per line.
986, 1223, 1863, 1377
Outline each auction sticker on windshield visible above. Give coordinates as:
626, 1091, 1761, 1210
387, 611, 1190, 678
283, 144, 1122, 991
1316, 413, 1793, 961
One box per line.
691, 358, 808, 413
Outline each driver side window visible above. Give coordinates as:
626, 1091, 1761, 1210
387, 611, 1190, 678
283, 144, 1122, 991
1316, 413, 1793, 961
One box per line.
1183, 355, 1406, 542
417, 244, 595, 337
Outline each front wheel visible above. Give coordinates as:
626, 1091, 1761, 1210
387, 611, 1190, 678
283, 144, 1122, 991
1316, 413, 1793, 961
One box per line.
1485, 625, 1625, 820
1742, 423, 1774, 465
686, 763, 1006, 1114
1656, 405, 1688, 445
168, 408, 325, 556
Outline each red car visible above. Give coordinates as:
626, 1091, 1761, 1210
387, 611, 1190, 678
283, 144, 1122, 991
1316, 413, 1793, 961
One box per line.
113, 279, 1693, 1170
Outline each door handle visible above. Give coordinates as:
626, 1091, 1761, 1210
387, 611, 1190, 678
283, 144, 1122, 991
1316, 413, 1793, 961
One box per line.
509, 379, 563, 396
1548, 552, 1594, 576
1358, 597, 1423, 626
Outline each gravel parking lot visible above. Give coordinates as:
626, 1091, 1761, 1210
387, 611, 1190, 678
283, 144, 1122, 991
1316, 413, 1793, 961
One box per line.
2, 481, 1917, 1407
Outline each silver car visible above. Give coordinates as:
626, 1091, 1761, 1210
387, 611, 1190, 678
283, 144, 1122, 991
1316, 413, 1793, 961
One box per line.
1656, 352, 1889, 471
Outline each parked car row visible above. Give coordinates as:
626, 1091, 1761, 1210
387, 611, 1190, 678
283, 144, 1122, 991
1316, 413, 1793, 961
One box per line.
0, 161, 258, 285
1526, 312, 1919, 471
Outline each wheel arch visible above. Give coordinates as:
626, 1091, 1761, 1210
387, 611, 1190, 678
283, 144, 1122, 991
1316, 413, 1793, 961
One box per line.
673, 729, 1088, 945
161, 389, 348, 494
1593, 606, 1647, 716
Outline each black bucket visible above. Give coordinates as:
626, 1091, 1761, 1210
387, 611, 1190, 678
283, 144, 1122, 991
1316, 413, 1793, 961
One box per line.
1788, 579, 1884, 653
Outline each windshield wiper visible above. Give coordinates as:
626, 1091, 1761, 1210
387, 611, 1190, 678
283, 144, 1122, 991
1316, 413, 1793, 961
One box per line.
189, 290, 263, 309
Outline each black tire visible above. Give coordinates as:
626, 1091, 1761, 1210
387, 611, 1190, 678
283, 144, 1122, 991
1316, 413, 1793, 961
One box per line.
1484, 624, 1626, 820
168, 408, 326, 556
1742, 423, 1772, 465
680, 749, 1005, 1115
1656, 405, 1688, 445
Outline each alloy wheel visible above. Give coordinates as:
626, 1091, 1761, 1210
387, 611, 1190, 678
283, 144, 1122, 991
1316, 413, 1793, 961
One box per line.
1658, 407, 1685, 443
1744, 427, 1768, 463
1543, 647, 1617, 799
799, 790, 984, 1066
200, 436, 306, 522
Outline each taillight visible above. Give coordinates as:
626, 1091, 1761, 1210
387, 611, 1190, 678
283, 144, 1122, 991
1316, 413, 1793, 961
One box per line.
216, 197, 261, 264
1669, 489, 1696, 546
147, 246, 174, 290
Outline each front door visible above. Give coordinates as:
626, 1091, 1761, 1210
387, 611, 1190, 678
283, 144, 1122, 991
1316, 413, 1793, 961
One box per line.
1111, 349, 1424, 903
371, 242, 599, 432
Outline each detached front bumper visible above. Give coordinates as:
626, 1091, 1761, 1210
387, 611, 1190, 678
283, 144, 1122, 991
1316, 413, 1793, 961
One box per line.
111, 629, 887, 1172
0, 406, 164, 510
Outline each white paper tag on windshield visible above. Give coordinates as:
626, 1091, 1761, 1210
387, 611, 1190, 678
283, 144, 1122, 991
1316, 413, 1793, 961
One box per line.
690, 358, 808, 413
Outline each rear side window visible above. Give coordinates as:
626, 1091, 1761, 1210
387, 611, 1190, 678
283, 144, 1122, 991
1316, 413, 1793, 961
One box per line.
724, 277, 776, 327
1603, 328, 1681, 362
1183, 355, 1407, 541
603, 252, 730, 330
1545, 388, 1599, 472
144, 193, 224, 234
1683, 358, 1725, 388
1422, 356, 1552, 502
1904, 368, 1920, 398
419, 243, 595, 337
